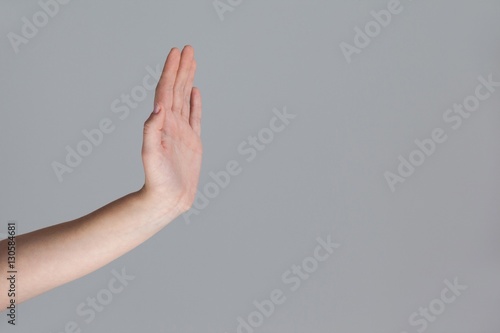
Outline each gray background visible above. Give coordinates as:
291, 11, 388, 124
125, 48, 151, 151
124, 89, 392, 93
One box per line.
1, 0, 500, 332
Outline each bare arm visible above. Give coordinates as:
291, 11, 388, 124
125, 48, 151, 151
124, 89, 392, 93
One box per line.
0, 45, 202, 309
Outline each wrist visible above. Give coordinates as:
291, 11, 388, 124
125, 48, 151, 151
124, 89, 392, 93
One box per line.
134, 186, 188, 224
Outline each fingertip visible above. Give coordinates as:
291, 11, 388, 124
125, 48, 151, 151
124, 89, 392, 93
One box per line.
182, 45, 195, 57
167, 48, 181, 62
192, 86, 201, 99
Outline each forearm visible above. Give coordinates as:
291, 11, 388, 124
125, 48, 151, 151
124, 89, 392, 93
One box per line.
0, 190, 181, 308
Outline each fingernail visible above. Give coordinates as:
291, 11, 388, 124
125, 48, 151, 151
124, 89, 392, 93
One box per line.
153, 104, 160, 114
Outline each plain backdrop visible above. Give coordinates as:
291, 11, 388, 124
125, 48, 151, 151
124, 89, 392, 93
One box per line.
1, 1, 499, 332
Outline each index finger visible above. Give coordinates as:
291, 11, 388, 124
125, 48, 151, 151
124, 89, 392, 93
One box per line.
154, 47, 181, 111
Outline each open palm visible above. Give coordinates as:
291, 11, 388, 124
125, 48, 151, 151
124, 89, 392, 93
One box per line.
141, 46, 202, 215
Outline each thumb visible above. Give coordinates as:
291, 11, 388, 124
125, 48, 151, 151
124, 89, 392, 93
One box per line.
142, 103, 165, 153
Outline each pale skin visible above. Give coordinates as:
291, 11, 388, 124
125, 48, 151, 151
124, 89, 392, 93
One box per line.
0, 45, 202, 309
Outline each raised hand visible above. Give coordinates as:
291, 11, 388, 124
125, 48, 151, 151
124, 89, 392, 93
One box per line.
140, 45, 203, 216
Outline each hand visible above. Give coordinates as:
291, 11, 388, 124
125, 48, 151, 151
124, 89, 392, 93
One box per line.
139, 45, 202, 216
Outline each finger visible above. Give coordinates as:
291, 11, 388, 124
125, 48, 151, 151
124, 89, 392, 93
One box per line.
172, 45, 194, 114
189, 87, 202, 136
142, 103, 166, 155
155, 47, 181, 112
181, 58, 197, 121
